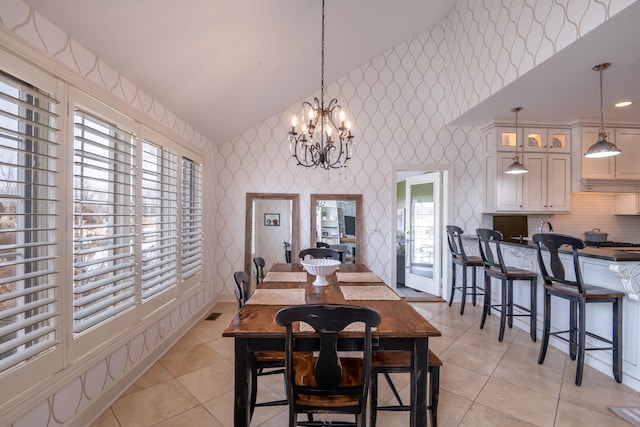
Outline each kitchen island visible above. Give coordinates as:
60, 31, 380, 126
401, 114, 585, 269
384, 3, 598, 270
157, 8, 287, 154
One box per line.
461, 236, 640, 391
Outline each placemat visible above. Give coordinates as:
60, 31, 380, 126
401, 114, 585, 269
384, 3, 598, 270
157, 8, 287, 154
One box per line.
335, 272, 383, 282
246, 288, 306, 305
262, 272, 308, 282
340, 285, 401, 301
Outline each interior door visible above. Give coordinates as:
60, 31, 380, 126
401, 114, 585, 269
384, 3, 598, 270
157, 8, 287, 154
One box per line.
404, 173, 441, 295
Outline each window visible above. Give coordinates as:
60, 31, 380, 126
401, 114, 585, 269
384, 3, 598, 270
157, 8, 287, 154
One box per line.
0, 71, 58, 374
180, 157, 203, 281
141, 140, 177, 300
72, 109, 136, 335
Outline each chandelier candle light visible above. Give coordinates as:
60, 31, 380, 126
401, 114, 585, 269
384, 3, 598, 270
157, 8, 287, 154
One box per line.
288, 0, 354, 170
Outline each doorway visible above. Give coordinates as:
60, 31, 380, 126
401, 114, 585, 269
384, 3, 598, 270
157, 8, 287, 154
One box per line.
394, 167, 450, 299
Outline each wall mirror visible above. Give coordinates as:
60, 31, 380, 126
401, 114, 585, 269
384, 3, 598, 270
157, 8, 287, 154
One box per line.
310, 194, 362, 264
245, 193, 299, 279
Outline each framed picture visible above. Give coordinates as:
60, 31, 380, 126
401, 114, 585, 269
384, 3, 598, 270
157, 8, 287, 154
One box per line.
264, 213, 280, 226
397, 208, 405, 232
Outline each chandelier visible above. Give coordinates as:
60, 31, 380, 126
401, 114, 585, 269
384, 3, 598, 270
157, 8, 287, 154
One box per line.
288, 0, 354, 170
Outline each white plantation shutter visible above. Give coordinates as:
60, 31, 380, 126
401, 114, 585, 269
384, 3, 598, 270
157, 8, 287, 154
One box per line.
0, 72, 59, 373
73, 110, 136, 334
180, 157, 203, 280
141, 140, 177, 299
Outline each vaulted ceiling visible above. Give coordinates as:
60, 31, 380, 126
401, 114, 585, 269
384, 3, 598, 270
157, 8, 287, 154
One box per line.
22, 0, 640, 144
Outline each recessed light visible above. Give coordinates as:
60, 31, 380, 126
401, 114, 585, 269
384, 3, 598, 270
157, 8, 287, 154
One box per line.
615, 101, 633, 108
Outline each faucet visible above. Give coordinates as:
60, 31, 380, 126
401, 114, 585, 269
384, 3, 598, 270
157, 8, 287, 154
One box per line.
538, 220, 554, 233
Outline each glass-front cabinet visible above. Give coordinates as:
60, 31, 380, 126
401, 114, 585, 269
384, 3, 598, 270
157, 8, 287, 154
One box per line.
483, 124, 571, 213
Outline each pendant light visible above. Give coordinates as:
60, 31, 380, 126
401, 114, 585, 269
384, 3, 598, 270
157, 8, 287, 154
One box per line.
584, 63, 621, 158
504, 107, 528, 174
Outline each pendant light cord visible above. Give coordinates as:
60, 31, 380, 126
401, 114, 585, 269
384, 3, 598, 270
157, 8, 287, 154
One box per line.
599, 65, 604, 133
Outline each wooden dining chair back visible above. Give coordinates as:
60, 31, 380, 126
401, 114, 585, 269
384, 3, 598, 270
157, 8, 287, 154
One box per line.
233, 271, 250, 309
299, 248, 341, 261
284, 241, 292, 263
532, 233, 624, 385
253, 256, 266, 286
446, 225, 484, 314
476, 228, 538, 342
233, 271, 288, 417
275, 304, 382, 427
316, 241, 331, 248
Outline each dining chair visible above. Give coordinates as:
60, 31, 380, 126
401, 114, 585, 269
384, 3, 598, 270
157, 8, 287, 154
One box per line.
316, 241, 331, 248
369, 349, 442, 427
299, 248, 341, 261
476, 228, 538, 342
233, 271, 288, 416
284, 241, 292, 263
446, 225, 484, 315
275, 304, 382, 427
532, 233, 624, 385
253, 256, 266, 286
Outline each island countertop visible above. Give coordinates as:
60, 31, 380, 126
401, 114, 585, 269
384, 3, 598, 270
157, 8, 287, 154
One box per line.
499, 240, 640, 262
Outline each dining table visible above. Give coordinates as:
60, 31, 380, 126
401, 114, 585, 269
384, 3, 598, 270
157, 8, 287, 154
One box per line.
222, 263, 441, 426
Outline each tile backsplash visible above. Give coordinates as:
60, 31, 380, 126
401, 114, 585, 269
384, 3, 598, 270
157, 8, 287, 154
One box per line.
528, 193, 640, 243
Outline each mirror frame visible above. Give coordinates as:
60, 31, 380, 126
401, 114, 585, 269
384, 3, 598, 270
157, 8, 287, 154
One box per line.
310, 194, 363, 263
245, 193, 299, 275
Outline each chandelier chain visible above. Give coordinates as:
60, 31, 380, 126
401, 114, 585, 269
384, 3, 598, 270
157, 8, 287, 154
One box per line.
287, 0, 355, 171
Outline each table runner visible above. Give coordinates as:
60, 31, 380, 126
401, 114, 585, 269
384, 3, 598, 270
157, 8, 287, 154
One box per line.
262, 271, 308, 282
340, 285, 401, 301
246, 288, 306, 305
336, 272, 383, 282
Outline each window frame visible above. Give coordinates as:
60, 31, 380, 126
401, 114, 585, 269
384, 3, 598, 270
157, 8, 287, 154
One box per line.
0, 50, 63, 406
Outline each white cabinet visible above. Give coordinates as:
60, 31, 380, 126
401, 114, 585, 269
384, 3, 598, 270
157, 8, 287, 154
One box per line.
615, 194, 640, 215
484, 126, 571, 213
615, 128, 640, 180
579, 127, 640, 180
580, 127, 615, 179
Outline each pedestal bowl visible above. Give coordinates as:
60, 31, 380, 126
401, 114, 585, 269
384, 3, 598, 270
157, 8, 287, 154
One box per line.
301, 259, 341, 286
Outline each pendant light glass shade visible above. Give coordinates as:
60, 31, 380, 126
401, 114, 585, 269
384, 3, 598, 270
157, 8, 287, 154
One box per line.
584, 63, 621, 159
504, 107, 528, 175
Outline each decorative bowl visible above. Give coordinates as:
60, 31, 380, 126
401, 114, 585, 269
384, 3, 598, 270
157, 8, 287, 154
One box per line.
301, 259, 341, 286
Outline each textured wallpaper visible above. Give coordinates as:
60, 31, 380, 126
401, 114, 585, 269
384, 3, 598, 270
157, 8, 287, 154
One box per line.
212, 0, 636, 296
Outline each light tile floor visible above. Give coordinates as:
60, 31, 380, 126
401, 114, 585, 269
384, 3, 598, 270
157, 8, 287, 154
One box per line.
92, 301, 640, 426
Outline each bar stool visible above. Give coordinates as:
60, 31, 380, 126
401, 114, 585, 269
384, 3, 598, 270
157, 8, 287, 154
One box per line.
446, 225, 484, 315
532, 233, 624, 386
476, 228, 538, 342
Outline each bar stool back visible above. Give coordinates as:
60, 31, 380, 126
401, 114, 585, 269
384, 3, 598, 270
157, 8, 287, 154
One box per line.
476, 228, 538, 342
446, 225, 484, 314
532, 233, 624, 385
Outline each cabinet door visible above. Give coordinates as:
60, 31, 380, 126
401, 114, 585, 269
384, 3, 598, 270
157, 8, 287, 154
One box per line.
496, 153, 523, 211
522, 128, 545, 152
547, 153, 571, 212
615, 129, 640, 179
497, 127, 520, 152
547, 129, 571, 153
581, 127, 615, 179
522, 153, 546, 211
615, 194, 640, 215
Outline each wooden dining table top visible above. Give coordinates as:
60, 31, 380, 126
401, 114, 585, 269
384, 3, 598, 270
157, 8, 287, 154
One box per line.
222, 263, 441, 339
